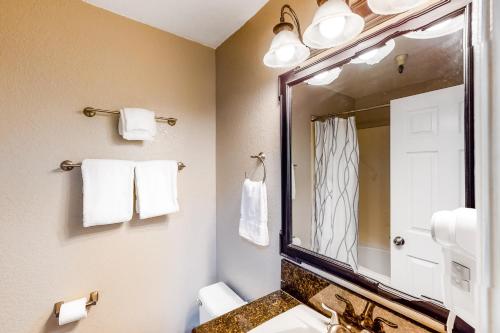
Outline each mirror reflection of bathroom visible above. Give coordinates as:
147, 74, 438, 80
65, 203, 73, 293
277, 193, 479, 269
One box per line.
291, 14, 465, 301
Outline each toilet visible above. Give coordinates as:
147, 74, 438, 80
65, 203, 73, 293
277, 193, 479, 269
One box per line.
198, 282, 247, 324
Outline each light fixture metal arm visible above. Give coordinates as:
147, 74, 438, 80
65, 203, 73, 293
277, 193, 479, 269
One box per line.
280, 4, 304, 43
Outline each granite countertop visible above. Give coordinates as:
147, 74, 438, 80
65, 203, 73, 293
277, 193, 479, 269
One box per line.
192, 290, 301, 333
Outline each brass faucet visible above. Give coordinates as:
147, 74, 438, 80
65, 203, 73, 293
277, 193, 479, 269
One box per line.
372, 317, 398, 333
321, 303, 352, 333
334, 295, 398, 333
359, 302, 376, 329
335, 294, 358, 325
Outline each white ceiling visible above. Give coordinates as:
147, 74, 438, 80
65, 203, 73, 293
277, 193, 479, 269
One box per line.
83, 0, 270, 48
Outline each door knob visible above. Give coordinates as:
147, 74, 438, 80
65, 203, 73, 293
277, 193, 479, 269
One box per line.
393, 236, 405, 246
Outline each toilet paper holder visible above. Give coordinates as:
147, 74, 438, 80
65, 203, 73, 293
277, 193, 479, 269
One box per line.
53, 291, 99, 318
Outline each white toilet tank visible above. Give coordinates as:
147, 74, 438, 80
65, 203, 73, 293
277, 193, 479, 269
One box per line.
198, 282, 247, 324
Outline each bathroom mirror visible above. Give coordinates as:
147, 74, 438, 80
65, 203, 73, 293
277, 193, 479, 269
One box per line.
280, 2, 474, 322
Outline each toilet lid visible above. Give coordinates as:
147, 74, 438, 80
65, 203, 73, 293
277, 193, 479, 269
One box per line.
198, 282, 246, 316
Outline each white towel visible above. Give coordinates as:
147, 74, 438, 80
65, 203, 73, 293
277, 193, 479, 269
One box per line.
135, 160, 179, 219
82, 159, 135, 227
239, 179, 269, 246
292, 237, 302, 246
118, 108, 156, 141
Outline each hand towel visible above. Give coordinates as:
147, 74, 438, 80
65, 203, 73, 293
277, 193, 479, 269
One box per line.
82, 159, 135, 227
292, 237, 302, 246
135, 160, 179, 219
118, 108, 156, 141
239, 179, 269, 246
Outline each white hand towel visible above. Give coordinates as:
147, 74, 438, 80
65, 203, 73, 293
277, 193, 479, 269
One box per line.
135, 160, 179, 219
82, 159, 135, 227
239, 179, 269, 246
118, 108, 156, 141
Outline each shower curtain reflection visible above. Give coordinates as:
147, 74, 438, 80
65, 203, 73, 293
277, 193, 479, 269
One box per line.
312, 116, 359, 271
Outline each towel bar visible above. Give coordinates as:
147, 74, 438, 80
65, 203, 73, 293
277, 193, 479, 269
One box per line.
54, 291, 99, 318
60, 160, 186, 171
83, 107, 177, 126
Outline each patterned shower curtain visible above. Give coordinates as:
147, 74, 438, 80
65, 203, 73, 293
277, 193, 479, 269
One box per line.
312, 116, 359, 271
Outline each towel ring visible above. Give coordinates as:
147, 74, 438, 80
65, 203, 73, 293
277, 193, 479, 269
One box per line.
250, 152, 267, 183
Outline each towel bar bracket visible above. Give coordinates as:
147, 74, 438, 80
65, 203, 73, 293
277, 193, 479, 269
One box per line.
60, 160, 77, 171
83, 107, 97, 118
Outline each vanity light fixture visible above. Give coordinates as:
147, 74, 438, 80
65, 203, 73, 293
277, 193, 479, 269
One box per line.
404, 14, 464, 39
367, 0, 431, 15
304, 0, 365, 49
305, 67, 343, 85
263, 5, 310, 68
350, 39, 395, 65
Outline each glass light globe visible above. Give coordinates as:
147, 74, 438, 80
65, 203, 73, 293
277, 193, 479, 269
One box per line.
368, 0, 431, 15
319, 16, 347, 39
275, 44, 296, 62
305, 67, 343, 85
358, 48, 379, 61
304, 0, 364, 49
404, 15, 464, 40
426, 19, 454, 32
263, 30, 310, 68
350, 39, 395, 65
313, 71, 330, 81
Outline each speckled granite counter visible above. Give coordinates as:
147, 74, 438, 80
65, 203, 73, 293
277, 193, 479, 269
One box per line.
192, 290, 300, 333
192, 260, 473, 333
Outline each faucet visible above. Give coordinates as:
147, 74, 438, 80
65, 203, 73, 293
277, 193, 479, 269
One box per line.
321, 303, 352, 333
335, 294, 359, 325
334, 295, 398, 333
372, 317, 398, 333
358, 301, 376, 329
358, 301, 398, 333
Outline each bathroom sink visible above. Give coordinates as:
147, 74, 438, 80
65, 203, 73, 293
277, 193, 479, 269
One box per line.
248, 304, 330, 333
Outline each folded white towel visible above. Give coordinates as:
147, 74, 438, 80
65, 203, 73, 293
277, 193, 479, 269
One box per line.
135, 160, 179, 219
82, 159, 135, 227
239, 179, 269, 246
118, 108, 156, 141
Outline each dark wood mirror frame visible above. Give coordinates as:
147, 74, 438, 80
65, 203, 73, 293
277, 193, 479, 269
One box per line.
279, 1, 474, 331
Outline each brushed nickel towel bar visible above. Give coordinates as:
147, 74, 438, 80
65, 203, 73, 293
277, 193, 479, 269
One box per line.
60, 160, 186, 171
83, 107, 178, 126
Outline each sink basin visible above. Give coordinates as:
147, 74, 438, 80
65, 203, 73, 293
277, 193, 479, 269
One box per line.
248, 304, 330, 333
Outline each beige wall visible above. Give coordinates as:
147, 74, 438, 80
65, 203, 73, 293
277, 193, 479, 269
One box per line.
358, 126, 390, 250
0, 1, 216, 333
215, 0, 319, 299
